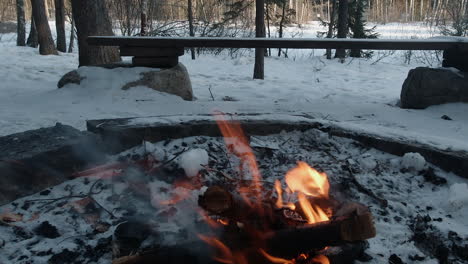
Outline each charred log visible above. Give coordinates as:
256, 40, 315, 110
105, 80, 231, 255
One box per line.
263, 208, 375, 259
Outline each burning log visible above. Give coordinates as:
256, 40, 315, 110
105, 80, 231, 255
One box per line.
199, 185, 376, 260
263, 204, 376, 259
198, 185, 234, 216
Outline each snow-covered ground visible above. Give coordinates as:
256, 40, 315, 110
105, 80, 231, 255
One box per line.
0, 22, 467, 154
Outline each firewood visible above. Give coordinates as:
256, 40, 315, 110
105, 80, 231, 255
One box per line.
112, 255, 143, 264
263, 205, 376, 259
199, 185, 280, 228
198, 185, 234, 215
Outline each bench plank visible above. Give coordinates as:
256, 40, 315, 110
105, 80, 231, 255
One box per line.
132, 56, 178, 67
120, 46, 184, 57
88, 36, 468, 50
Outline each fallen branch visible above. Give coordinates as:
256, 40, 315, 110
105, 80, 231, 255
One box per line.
345, 162, 388, 208
26, 179, 116, 218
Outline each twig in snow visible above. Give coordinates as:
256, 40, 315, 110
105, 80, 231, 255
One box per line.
159, 148, 188, 167
201, 165, 235, 182
26, 179, 116, 218
345, 161, 388, 208
280, 137, 293, 147
208, 85, 215, 101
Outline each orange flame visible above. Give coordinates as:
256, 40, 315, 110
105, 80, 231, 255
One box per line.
198, 234, 234, 264
311, 255, 330, 264
297, 193, 329, 223
274, 180, 283, 209
213, 111, 263, 207
198, 235, 249, 264
259, 249, 295, 264
283, 161, 331, 224
285, 162, 329, 198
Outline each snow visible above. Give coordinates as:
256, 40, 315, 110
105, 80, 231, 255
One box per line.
178, 148, 209, 177
448, 183, 468, 211
0, 21, 467, 156
0, 127, 467, 263
3, 128, 467, 263
401, 152, 427, 172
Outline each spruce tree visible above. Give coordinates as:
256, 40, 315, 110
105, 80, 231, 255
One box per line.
348, 0, 378, 58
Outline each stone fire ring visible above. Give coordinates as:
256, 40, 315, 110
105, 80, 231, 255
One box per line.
1, 114, 467, 205
86, 114, 468, 178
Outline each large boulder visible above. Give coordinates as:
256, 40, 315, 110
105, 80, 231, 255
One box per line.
57, 70, 84, 88
58, 63, 193, 101
122, 63, 193, 101
400, 67, 468, 109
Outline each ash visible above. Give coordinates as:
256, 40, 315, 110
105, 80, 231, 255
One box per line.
0, 129, 467, 264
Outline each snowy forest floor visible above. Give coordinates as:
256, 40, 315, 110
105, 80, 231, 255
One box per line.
0, 22, 467, 152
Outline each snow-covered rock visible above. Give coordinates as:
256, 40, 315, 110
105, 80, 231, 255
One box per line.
401, 152, 426, 172
178, 148, 209, 177
359, 155, 377, 171
58, 63, 193, 101
401, 67, 468, 109
448, 183, 468, 210
122, 63, 193, 101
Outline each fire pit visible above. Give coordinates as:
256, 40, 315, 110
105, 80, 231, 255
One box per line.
0, 113, 467, 264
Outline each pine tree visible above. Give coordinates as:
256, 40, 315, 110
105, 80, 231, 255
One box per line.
348, 0, 378, 58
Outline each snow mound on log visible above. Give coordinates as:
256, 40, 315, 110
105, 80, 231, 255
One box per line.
448, 183, 468, 211
179, 148, 209, 177
401, 152, 426, 171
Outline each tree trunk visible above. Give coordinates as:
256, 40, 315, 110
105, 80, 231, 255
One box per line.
68, 15, 75, 53
31, 0, 58, 55
326, 0, 336, 59
16, 0, 26, 46
125, 0, 131, 35
188, 0, 196, 60
140, 0, 148, 36
334, 0, 348, 60
44, 0, 49, 19
277, 0, 286, 57
253, 0, 265, 79
71, 0, 121, 66
27, 12, 38, 48
54, 0, 66, 52
266, 2, 271, 56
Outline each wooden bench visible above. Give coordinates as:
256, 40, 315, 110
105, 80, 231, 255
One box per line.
88, 36, 468, 70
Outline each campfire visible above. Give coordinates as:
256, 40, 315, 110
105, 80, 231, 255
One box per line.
1, 113, 466, 264
106, 112, 376, 264
195, 112, 376, 264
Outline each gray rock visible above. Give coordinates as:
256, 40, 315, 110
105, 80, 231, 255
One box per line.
400, 67, 468, 109
0, 22, 16, 34
0, 123, 107, 205
122, 63, 193, 101
57, 70, 85, 88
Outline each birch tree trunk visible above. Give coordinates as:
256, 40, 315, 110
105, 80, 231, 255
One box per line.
16, 0, 26, 46
54, 0, 66, 52
31, 0, 58, 55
